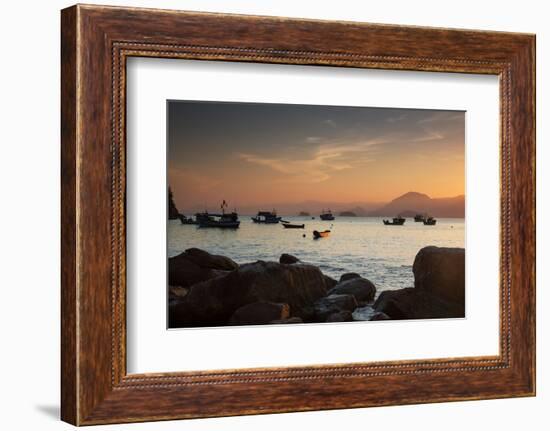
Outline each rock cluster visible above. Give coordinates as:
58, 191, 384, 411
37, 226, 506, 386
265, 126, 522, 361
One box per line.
168, 246, 465, 328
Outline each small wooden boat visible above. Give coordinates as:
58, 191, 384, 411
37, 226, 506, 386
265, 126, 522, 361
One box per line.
282, 222, 305, 229
383, 216, 406, 226
313, 229, 331, 238
423, 217, 437, 225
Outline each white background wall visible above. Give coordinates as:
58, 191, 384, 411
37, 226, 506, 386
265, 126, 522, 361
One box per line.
0, 0, 546, 429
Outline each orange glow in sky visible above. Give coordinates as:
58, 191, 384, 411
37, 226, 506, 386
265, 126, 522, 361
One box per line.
168, 101, 464, 212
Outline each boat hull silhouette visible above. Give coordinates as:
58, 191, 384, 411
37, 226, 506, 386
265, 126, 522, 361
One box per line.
251, 211, 282, 224
383, 217, 406, 225
282, 222, 305, 229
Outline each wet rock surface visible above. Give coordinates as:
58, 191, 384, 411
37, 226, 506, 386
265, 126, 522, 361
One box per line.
168, 248, 237, 289
413, 246, 465, 305
312, 294, 358, 321
339, 272, 362, 283
328, 277, 376, 302
279, 253, 300, 264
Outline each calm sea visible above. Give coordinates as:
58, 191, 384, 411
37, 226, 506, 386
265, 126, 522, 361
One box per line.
168, 216, 465, 294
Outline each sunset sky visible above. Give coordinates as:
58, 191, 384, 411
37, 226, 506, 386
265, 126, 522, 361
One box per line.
168, 101, 464, 213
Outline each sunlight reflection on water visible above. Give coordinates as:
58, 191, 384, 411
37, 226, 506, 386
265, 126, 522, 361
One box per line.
168, 216, 464, 293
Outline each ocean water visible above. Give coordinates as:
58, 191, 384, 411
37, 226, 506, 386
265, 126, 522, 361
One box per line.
168, 216, 465, 294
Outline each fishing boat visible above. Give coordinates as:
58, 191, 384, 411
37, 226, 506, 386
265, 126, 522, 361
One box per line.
319, 209, 335, 221
313, 229, 331, 238
383, 216, 406, 226
423, 217, 437, 225
178, 214, 198, 225
251, 210, 282, 224
282, 222, 305, 229
198, 212, 240, 228
198, 200, 240, 228
414, 213, 427, 222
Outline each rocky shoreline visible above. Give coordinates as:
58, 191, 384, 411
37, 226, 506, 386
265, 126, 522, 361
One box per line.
168, 246, 465, 328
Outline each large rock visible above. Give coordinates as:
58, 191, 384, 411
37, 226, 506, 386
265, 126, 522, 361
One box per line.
168, 286, 189, 300
339, 272, 362, 283
324, 275, 338, 290
371, 246, 466, 321
169, 260, 331, 328
413, 246, 465, 305
312, 294, 358, 321
230, 301, 290, 325
183, 248, 238, 271
373, 288, 464, 320
370, 312, 390, 321
279, 253, 300, 264
168, 248, 237, 288
328, 277, 376, 302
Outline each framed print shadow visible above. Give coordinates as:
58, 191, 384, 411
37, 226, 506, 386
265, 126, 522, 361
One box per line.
61, 4, 535, 426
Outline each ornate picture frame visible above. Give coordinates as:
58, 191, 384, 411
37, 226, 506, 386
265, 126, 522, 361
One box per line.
61, 4, 535, 425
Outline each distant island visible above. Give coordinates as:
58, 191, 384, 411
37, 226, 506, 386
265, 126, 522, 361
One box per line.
339, 211, 357, 217
298, 211, 310, 216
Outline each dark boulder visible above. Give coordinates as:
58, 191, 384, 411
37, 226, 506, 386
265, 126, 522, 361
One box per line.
312, 294, 358, 321
279, 253, 300, 264
339, 272, 362, 283
326, 310, 353, 322
372, 246, 466, 321
370, 312, 390, 321
324, 275, 338, 290
168, 248, 237, 288
169, 260, 331, 328
328, 277, 376, 302
230, 301, 290, 325
413, 246, 465, 305
373, 288, 464, 320
168, 286, 189, 301
184, 248, 238, 271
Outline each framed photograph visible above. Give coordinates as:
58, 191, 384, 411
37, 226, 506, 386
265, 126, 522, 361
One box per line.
61, 4, 535, 425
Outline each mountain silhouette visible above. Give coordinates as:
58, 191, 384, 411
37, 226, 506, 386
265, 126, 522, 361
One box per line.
368, 192, 464, 217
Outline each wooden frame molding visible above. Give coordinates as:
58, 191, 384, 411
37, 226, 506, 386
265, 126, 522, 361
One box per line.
61, 4, 535, 425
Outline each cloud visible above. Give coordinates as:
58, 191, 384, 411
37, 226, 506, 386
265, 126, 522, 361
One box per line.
237, 138, 380, 183
323, 119, 337, 128
417, 111, 464, 125
411, 130, 444, 142
386, 113, 408, 123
